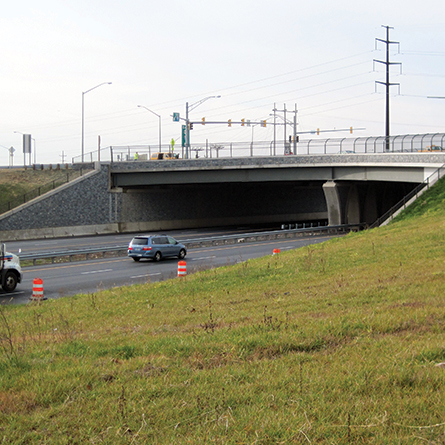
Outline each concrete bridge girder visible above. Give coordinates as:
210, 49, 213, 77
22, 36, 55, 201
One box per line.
111, 165, 428, 188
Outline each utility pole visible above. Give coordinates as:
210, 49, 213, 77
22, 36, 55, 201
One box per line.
273, 104, 288, 154
273, 103, 277, 155
273, 104, 298, 155
374, 25, 401, 151
293, 103, 298, 155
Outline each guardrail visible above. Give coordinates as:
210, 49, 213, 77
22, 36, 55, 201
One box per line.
19, 224, 366, 266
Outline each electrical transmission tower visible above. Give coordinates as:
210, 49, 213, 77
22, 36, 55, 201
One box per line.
374, 25, 401, 151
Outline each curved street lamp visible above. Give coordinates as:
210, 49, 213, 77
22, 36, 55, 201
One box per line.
137, 105, 162, 152
81, 82, 112, 162
185, 95, 221, 159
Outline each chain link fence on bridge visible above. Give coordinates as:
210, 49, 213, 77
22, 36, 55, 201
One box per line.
71, 133, 445, 164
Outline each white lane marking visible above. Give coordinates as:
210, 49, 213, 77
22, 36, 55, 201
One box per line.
131, 273, 161, 279
191, 256, 216, 261
0, 291, 25, 296
81, 269, 113, 275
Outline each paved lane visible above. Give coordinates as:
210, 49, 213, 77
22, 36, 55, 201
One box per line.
1, 234, 335, 305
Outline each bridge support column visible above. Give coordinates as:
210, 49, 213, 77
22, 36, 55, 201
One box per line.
322, 181, 343, 226
323, 181, 362, 226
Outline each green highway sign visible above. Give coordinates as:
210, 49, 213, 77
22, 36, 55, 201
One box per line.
181, 125, 187, 147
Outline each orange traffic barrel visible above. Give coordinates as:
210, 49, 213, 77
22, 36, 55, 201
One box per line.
32, 278, 45, 301
178, 261, 187, 277
272, 248, 281, 255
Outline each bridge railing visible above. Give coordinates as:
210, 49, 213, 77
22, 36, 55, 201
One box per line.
369, 163, 445, 229
71, 133, 445, 164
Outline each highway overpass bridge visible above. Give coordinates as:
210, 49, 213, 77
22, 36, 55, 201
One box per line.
0, 152, 444, 240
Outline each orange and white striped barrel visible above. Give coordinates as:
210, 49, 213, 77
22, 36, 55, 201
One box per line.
32, 278, 44, 300
178, 261, 187, 277
272, 248, 281, 255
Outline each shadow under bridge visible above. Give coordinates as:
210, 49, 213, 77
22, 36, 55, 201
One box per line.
110, 156, 426, 231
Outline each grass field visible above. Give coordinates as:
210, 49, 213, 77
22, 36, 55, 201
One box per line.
0, 168, 86, 214
0, 179, 445, 443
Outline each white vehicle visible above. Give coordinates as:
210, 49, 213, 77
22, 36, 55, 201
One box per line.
0, 243, 22, 292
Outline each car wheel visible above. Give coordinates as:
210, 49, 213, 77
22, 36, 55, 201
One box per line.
2, 271, 17, 293
132, 257, 140, 262
154, 251, 162, 262
178, 249, 186, 259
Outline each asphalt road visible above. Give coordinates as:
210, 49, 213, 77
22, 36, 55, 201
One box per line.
1, 231, 336, 305
3, 226, 279, 256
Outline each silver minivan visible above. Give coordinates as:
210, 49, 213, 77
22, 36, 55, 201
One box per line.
128, 235, 187, 262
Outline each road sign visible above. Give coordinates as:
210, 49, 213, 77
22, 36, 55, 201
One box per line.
181, 125, 187, 147
173, 112, 180, 122
23, 134, 31, 154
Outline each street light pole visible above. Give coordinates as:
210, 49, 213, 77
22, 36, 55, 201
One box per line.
185, 95, 220, 159
185, 101, 189, 159
81, 82, 112, 162
137, 105, 162, 152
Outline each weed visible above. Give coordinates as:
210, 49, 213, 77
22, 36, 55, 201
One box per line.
118, 384, 130, 432
0, 307, 17, 362
201, 299, 217, 333
261, 305, 283, 331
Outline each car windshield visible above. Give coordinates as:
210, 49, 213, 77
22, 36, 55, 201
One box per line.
131, 237, 149, 245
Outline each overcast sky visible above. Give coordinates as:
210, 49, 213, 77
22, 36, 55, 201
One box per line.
1, 0, 444, 164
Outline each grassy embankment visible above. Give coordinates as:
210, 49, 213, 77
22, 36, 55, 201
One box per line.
0, 179, 445, 443
0, 168, 85, 214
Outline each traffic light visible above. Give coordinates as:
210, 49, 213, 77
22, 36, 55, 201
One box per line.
202, 117, 205, 125
350, 126, 353, 134
189, 123, 194, 130
228, 119, 232, 127
317, 128, 320, 135
261, 120, 266, 127
241, 119, 245, 126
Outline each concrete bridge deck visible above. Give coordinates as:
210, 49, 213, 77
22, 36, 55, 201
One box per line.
110, 153, 445, 187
